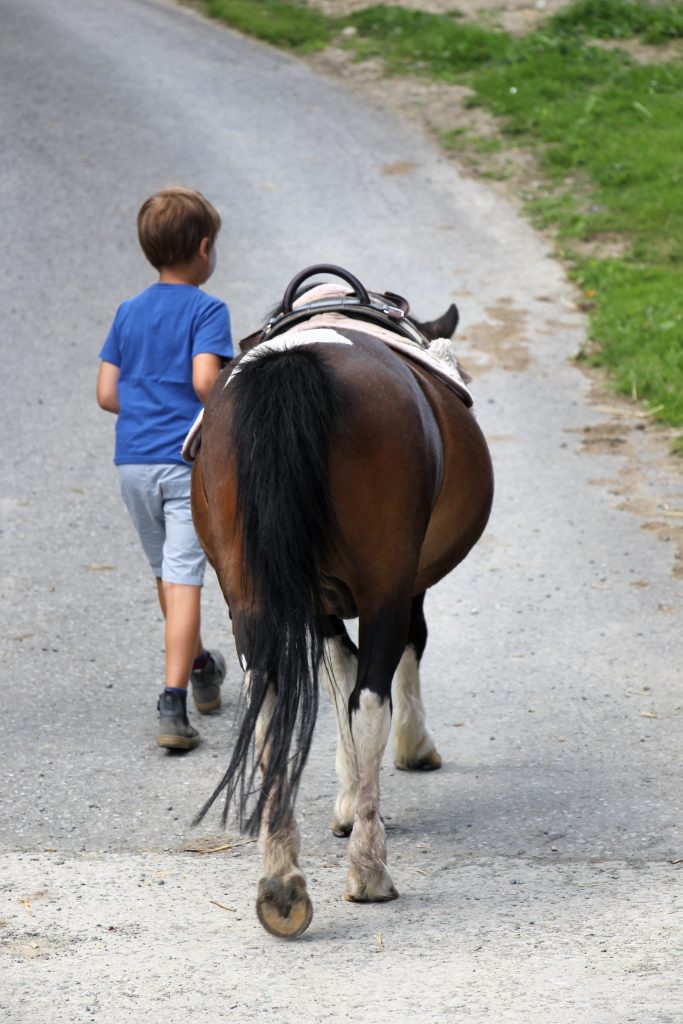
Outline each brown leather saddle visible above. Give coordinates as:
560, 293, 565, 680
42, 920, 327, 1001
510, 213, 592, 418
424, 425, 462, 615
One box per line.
239, 264, 434, 355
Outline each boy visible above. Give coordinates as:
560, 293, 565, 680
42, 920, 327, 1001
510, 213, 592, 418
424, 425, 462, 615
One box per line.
97, 186, 234, 751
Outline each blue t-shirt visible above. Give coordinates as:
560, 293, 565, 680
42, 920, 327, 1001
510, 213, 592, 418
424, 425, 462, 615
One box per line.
100, 283, 233, 465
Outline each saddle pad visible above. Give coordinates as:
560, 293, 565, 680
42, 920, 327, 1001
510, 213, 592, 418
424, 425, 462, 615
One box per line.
225, 327, 353, 386
291, 313, 473, 406
181, 408, 204, 463
386, 335, 472, 406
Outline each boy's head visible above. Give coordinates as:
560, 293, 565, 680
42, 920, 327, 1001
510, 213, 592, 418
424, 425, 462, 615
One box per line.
137, 186, 221, 270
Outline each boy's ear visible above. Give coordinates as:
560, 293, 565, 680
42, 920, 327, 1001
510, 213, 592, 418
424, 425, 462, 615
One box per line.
199, 236, 211, 259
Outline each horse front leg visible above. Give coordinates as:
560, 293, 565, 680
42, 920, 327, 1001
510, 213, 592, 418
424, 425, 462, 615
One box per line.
393, 593, 442, 771
344, 605, 409, 903
252, 677, 313, 939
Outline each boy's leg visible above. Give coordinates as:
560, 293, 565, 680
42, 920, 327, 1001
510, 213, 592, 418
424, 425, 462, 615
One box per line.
156, 579, 224, 707
116, 465, 200, 750
159, 468, 225, 719
155, 578, 204, 682
158, 466, 206, 692
160, 581, 202, 688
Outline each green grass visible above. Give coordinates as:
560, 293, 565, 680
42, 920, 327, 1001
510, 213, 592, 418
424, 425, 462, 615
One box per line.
199, 0, 683, 450
348, 6, 508, 74
470, 40, 683, 264
550, 0, 683, 43
575, 259, 683, 420
203, 0, 334, 52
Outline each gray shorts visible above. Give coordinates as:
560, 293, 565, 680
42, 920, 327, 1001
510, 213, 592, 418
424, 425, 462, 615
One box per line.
116, 464, 206, 586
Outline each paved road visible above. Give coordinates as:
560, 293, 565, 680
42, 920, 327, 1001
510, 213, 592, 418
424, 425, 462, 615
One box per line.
1, 0, 682, 1020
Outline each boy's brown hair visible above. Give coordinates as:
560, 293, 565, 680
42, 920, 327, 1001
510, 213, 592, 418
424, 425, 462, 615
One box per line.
137, 186, 221, 270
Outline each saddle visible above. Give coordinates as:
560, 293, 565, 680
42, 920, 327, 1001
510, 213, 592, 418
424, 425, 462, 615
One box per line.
240, 263, 442, 350
182, 265, 473, 463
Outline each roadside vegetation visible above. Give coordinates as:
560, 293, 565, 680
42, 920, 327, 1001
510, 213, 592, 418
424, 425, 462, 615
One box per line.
201, 0, 683, 450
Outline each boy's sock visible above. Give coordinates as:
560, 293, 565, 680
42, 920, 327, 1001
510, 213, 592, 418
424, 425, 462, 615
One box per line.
164, 686, 188, 700
192, 651, 210, 672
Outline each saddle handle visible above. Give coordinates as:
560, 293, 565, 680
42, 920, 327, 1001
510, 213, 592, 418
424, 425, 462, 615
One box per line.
281, 264, 370, 313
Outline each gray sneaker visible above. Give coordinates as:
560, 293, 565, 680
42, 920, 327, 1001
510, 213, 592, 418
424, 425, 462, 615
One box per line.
191, 650, 226, 714
156, 690, 200, 750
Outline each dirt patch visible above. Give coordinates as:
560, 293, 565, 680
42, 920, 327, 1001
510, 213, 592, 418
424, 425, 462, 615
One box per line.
311, 0, 573, 34
572, 370, 683, 580
380, 158, 419, 175
593, 36, 683, 65
458, 299, 531, 373
569, 232, 632, 261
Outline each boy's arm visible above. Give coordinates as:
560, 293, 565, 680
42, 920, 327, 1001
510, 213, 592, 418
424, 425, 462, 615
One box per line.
192, 353, 222, 404
97, 360, 120, 413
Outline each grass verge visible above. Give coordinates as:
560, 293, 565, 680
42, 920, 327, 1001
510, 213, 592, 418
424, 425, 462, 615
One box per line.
202, 0, 334, 51
196, 0, 683, 451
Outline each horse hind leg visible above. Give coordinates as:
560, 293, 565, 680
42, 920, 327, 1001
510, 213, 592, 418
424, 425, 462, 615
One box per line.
252, 677, 313, 939
393, 593, 442, 771
345, 690, 397, 902
320, 619, 360, 838
344, 604, 412, 904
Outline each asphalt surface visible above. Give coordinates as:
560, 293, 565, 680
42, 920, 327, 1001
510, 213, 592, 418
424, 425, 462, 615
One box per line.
1, 0, 682, 1021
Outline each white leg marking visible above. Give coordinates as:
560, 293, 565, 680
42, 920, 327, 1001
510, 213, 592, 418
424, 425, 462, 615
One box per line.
245, 673, 312, 936
254, 683, 303, 881
393, 647, 439, 768
345, 690, 397, 902
321, 638, 359, 834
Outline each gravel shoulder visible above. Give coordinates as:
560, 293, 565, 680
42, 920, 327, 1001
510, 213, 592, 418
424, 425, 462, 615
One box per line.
2, 851, 680, 1023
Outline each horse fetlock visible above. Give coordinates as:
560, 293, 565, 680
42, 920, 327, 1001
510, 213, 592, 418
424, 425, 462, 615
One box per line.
345, 811, 395, 901
394, 745, 442, 771
394, 725, 441, 769
256, 871, 313, 939
344, 862, 398, 903
331, 790, 357, 837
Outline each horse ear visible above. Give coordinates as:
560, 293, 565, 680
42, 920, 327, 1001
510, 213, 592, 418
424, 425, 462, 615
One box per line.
382, 291, 410, 314
416, 304, 459, 340
239, 330, 262, 353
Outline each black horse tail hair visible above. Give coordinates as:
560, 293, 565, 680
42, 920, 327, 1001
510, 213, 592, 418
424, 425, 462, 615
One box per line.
193, 346, 345, 837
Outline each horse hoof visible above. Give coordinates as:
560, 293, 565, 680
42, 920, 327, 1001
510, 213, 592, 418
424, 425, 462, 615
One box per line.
395, 749, 442, 771
332, 819, 353, 838
256, 875, 313, 939
344, 883, 399, 904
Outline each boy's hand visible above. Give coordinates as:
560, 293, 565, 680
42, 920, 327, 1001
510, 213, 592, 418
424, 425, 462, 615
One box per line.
193, 353, 222, 404
97, 360, 120, 413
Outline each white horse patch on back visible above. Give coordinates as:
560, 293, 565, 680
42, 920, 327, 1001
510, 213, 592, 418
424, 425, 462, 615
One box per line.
225, 328, 352, 388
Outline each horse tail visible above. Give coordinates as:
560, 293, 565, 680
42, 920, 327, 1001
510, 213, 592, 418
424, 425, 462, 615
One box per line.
195, 346, 345, 836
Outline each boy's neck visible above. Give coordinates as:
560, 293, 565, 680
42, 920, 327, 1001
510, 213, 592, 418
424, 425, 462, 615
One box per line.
156, 238, 214, 288
158, 268, 199, 287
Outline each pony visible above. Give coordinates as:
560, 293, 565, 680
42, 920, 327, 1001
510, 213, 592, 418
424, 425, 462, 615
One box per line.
189, 265, 493, 938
